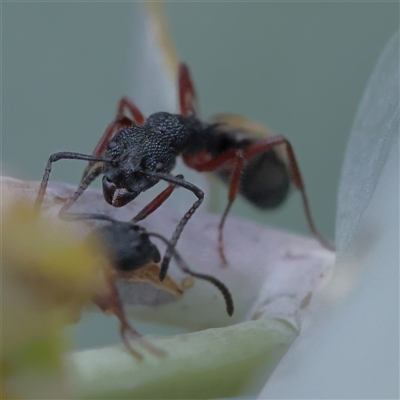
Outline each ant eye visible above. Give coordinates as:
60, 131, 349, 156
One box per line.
155, 162, 164, 171
108, 140, 117, 149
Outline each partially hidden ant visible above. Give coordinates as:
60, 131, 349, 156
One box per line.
83, 211, 234, 360
34, 62, 334, 283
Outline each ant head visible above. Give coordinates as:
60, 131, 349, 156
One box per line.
97, 221, 161, 272
102, 125, 179, 207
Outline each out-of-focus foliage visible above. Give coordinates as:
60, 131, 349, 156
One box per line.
2, 202, 107, 399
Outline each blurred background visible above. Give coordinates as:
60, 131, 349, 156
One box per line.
3, 6, 399, 395
3, 2, 398, 242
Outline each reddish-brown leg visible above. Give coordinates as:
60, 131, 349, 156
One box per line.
218, 152, 244, 265
117, 96, 146, 125
94, 271, 165, 359
178, 62, 197, 117
93, 97, 145, 158
183, 134, 335, 263
184, 150, 245, 265
242, 136, 335, 251
131, 174, 183, 223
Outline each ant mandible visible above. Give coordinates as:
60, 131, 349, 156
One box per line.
34, 62, 334, 282
80, 211, 234, 359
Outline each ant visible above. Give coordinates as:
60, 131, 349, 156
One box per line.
34, 62, 334, 282
94, 65, 336, 259
84, 211, 234, 360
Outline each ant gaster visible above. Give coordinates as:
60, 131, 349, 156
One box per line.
80, 209, 234, 359
34, 62, 334, 281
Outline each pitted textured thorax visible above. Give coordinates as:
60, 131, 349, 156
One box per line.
144, 112, 203, 153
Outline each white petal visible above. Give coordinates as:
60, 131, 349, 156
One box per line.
127, 3, 211, 212
260, 31, 399, 400
4, 175, 334, 398
2, 176, 334, 329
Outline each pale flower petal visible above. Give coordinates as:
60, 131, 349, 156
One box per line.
1, 3, 340, 397
3, 175, 334, 398
259, 31, 399, 399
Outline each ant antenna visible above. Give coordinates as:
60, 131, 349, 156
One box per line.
148, 232, 234, 317
142, 171, 204, 282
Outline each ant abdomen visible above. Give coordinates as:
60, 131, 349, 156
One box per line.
209, 113, 291, 209
217, 150, 291, 209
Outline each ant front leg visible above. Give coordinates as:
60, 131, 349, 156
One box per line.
33, 152, 107, 215
58, 165, 103, 221
143, 171, 204, 281
131, 175, 183, 223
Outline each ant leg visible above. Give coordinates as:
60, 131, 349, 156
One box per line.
94, 272, 165, 359
218, 151, 244, 265
242, 136, 335, 251
131, 174, 183, 223
149, 232, 234, 317
58, 166, 103, 220
183, 150, 246, 264
117, 96, 145, 125
184, 135, 335, 255
92, 292, 143, 360
143, 171, 204, 281
33, 152, 107, 214
91, 97, 144, 160
178, 62, 198, 117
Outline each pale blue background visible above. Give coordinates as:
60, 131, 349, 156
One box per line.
2, 0, 399, 376
3, 2, 398, 242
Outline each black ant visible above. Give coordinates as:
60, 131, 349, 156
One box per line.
84, 211, 234, 359
34, 62, 334, 282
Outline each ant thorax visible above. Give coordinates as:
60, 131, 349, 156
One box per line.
145, 111, 204, 153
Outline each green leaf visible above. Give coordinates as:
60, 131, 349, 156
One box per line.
70, 318, 297, 399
